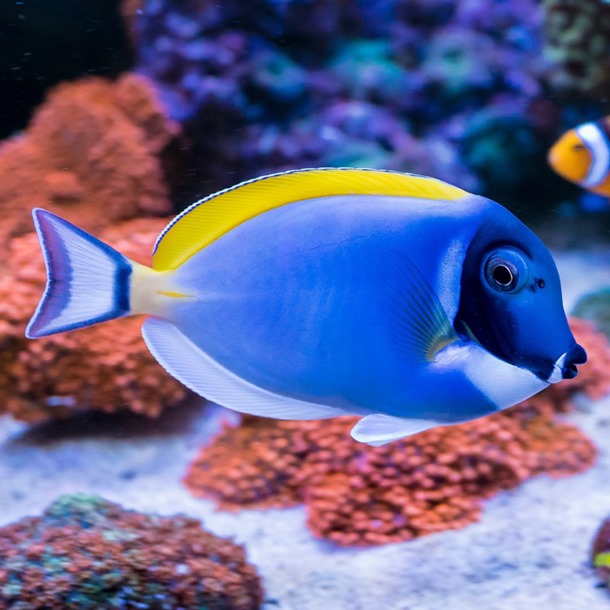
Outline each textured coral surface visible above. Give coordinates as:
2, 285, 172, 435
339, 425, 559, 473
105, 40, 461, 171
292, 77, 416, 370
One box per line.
543, 0, 610, 95
185, 320, 610, 547
0, 73, 178, 255
0, 217, 187, 422
0, 72, 186, 422
130, 0, 578, 212
573, 289, 610, 340
592, 516, 610, 587
0, 494, 263, 610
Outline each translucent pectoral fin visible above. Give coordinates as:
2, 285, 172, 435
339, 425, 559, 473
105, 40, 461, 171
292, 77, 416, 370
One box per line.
142, 317, 347, 420
381, 249, 458, 363
350, 414, 438, 446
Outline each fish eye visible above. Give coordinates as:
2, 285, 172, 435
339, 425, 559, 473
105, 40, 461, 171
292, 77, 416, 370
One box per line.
491, 264, 513, 286
483, 248, 529, 294
573, 144, 585, 152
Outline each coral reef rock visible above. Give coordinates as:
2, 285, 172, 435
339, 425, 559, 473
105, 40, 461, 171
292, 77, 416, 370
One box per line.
185, 319, 609, 547
592, 515, 610, 588
572, 289, 610, 340
0, 71, 187, 423
543, 0, 610, 95
0, 72, 179, 255
0, 493, 263, 610
130, 0, 566, 212
0, 217, 188, 423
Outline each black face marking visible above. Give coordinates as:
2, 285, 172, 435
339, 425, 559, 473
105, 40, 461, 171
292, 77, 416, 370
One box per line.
456, 203, 581, 382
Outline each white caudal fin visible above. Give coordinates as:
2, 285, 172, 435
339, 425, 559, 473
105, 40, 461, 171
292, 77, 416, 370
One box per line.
26, 209, 134, 338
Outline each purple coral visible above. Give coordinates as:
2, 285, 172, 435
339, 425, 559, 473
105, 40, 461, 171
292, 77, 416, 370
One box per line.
130, 0, 586, 213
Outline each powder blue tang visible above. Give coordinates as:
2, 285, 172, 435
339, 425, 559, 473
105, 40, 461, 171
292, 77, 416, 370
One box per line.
25, 168, 586, 445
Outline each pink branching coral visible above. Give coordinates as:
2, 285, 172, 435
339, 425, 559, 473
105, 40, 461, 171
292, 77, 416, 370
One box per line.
0, 218, 188, 422
0, 72, 178, 255
0, 494, 263, 610
184, 319, 609, 547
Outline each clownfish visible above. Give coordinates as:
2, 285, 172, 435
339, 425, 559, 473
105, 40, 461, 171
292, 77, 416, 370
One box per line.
26, 168, 586, 446
548, 117, 610, 196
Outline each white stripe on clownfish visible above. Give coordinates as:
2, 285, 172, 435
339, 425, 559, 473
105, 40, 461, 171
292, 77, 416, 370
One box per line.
575, 122, 610, 188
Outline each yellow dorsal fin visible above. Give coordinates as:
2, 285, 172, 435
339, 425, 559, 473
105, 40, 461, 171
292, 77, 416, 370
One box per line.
152, 168, 468, 270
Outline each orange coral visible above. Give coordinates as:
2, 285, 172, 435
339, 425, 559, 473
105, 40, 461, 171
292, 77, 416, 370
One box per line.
0, 70, 186, 421
184, 320, 609, 547
0, 217, 188, 422
0, 72, 178, 258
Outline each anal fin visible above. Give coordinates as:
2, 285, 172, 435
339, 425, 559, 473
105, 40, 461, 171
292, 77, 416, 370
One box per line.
142, 317, 347, 420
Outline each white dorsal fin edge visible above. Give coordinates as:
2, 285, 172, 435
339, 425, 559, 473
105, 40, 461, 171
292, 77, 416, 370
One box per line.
142, 317, 347, 420
350, 414, 438, 446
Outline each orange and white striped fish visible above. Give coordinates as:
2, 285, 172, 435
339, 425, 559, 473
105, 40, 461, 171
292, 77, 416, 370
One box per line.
548, 117, 610, 197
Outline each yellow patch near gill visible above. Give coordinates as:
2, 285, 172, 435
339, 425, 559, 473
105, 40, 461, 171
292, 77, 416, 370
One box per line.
152, 168, 469, 271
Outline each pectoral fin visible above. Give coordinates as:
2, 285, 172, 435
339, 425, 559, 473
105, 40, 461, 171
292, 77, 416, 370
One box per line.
350, 414, 438, 446
381, 249, 458, 363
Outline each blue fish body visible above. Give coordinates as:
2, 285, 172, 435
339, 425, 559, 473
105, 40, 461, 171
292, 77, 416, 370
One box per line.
25, 169, 586, 445
168, 195, 487, 416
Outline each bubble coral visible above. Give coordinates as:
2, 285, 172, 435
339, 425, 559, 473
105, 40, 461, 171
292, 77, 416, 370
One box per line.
0, 493, 263, 610
0, 72, 179, 255
184, 319, 609, 547
0, 217, 188, 423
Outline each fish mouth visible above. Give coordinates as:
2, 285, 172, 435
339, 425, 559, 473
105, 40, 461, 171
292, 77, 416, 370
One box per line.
547, 344, 587, 384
